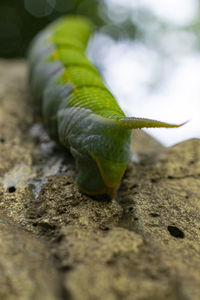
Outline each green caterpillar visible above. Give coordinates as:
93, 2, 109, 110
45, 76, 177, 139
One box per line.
28, 15, 183, 199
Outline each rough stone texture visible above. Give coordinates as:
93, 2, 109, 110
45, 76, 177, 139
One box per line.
0, 214, 62, 300
0, 59, 200, 300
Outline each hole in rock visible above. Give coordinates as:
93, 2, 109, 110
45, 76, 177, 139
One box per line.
8, 186, 16, 193
149, 213, 159, 218
167, 226, 184, 238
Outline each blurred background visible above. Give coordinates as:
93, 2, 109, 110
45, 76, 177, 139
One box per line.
0, 0, 199, 146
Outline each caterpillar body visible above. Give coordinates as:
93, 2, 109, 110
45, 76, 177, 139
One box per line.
28, 15, 183, 199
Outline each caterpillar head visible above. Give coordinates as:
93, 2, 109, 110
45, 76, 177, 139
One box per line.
70, 121, 131, 199
76, 152, 129, 199
73, 117, 185, 199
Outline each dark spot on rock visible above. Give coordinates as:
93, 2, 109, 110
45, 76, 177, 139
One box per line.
128, 206, 134, 212
99, 224, 110, 231
32, 223, 38, 227
167, 176, 173, 180
64, 180, 72, 185
107, 259, 115, 266
151, 178, 158, 183
58, 210, 66, 215
167, 226, 184, 238
134, 217, 138, 221
149, 213, 159, 218
131, 183, 138, 189
158, 205, 164, 209
0, 138, 5, 143
8, 186, 16, 193
119, 197, 134, 205
91, 194, 111, 202
55, 234, 65, 243
37, 221, 56, 230
189, 160, 195, 165
60, 265, 73, 272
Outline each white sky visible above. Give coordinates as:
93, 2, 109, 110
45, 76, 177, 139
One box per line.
106, 0, 198, 26
88, 0, 200, 146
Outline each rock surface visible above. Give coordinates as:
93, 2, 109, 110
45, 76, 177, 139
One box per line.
0, 59, 200, 300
